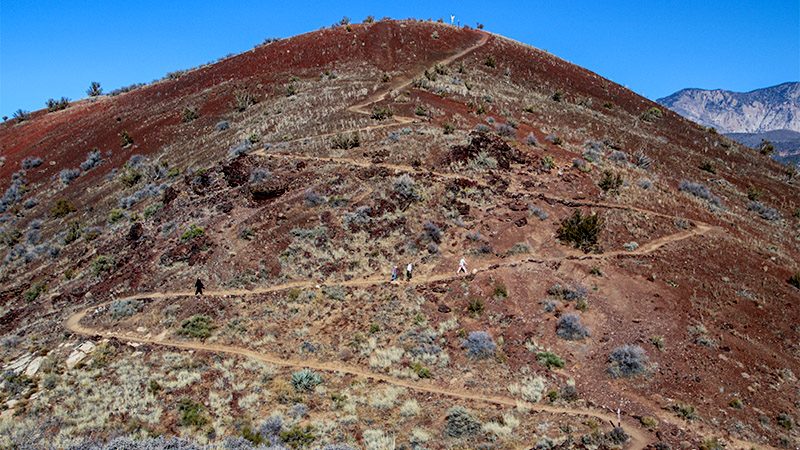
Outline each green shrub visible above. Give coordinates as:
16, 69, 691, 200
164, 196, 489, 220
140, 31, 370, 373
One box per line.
50, 199, 76, 218
119, 130, 134, 147
234, 90, 257, 111
759, 139, 774, 156
777, 413, 793, 430
180, 224, 205, 242
556, 210, 604, 252
280, 425, 315, 449
177, 398, 208, 428
143, 203, 162, 219
670, 402, 698, 421
537, 351, 565, 369
640, 107, 663, 122
118, 167, 142, 187
552, 91, 563, 102
541, 155, 555, 171
91, 255, 114, 276
331, 132, 360, 149
291, 368, 322, 392
410, 362, 431, 379
23, 282, 47, 302
442, 122, 455, 135
178, 315, 214, 339
108, 208, 126, 224
182, 106, 199, 122
64, 221, 81, 244
493, 283, 508, 299
46, 97, 70, 112
87, 81, 103, 97
699, 161, 716, 174
467, 298, 484, 317
484, 56, 496, 68
598, 170, 623, 193
371, 106, 393, 121
729, 398, 743, 409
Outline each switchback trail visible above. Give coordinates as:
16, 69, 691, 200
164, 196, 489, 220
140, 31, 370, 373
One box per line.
64, 31, 716, 449
66, 298, 648, 450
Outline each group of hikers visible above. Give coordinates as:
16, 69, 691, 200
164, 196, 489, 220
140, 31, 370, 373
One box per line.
390, 257, 469, 282
194, 257, 470, 297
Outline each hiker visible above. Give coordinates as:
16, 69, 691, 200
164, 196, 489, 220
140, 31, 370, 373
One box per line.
406, 262, 413, 281
458, 257, 468, 274
391, 265, 399, 282
195, 278, 204, 297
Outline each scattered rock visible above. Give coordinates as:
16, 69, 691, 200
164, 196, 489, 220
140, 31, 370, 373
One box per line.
66, 341, 97, 369
24, 356, 44, 377
437, 304, 451, 313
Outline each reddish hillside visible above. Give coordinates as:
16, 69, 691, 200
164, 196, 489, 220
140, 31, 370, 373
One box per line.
1, 19, 798, 449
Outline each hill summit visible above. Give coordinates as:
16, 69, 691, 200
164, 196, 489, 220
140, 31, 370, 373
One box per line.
1, 19, 798, 449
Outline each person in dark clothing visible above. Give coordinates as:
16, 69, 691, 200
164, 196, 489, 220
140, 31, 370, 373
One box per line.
195, 278, 204, 296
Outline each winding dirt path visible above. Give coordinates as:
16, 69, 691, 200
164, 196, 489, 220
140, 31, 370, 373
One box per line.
62, 32, 725, 449
65, 298, 648, 449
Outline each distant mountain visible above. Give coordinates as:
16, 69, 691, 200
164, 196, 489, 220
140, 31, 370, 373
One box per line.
657, 82, 800, 134
725, 129, 800, 165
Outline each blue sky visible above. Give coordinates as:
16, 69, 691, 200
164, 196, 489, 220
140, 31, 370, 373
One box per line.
1, 1, 798, 118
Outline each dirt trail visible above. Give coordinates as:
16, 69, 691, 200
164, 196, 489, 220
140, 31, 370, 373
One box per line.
62, 33, 721, 449
65, 300, 648, 449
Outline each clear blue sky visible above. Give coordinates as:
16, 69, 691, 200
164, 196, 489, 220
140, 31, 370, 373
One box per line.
2, 1, 798, 118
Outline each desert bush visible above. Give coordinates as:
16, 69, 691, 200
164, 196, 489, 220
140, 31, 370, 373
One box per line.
234, 90, 257, 111
182, 106, 199, 122
13, 109, 31, 122
607, 344, 648, 378
108, 208, 126, 224
638, 179, 653, 189
467, 298, 484, 317
23, 281, 47, 302
670, 402, 698, 420
50, 199, 76, 218
525, 132, 538, 146
545, 134, 563, 145
393, 174, 421, 202
330, 132, 361, 150
623, 241, 639, 251
507, 242, 530, 255
215, 120, 230, 132
598, 170, 623, 192
371, 106, 393, 121
495, 123, 516, 138
537, 351, 565, 369
776, 413, 793, 430
119, 167, 143, 187
442, 122, 455, 135
80, 149, 102, 171
63, 221, 81, 244
87, 81, 103, 96
0, 172, 27, 213
758, 139, 774, 156
468, 151, 498, 171
181, 224, 205, 242
462, 331, 496, 359
91, 255, 114, 276
177, 398, 208, 428
557, 314, 589, 340
119, 183, 165, 209
633, 151, 653, 169
280, 425, 316, 448
748, 201, 780, 221
110, 298, 144, 319
21, 157, 43, 170
640, 107, 663, 122
59, 168, 81, 185
548, 282, 587, 301
679, 180, 721, 207
342, 206, 372, 230
227, 140, 251, 159
291, 368, 322, 392
143, 202, 163, 219
606, 427, 629, 445
178, 315, 214, 339
303, 189, 326, 207
46, 97, 70, 112
556, 210, 603, 252
120, 130, 134, 147
445, 406, 481, 438
423, 221, 442, 243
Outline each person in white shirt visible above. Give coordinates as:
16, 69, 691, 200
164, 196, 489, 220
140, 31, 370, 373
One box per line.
405, 263, 413, 281
458, 257, 468, 274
